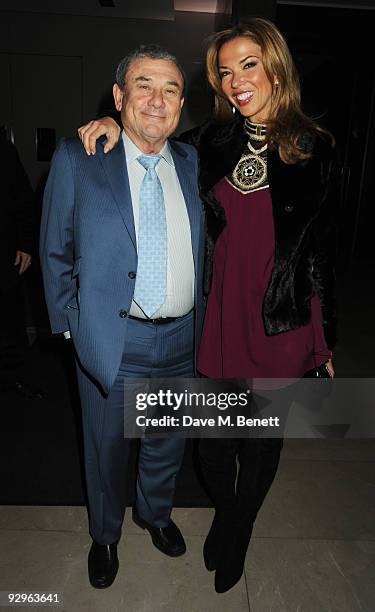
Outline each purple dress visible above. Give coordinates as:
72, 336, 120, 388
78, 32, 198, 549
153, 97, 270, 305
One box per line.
198, 179, 330, 381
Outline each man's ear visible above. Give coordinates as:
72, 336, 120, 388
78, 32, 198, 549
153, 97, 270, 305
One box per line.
180, 97, 184, 109
113, 83, 124, 112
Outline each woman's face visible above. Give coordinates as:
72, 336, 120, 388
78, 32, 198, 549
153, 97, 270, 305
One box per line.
218, 36, 276, 123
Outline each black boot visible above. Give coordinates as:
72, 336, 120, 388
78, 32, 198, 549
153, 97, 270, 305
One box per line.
215, 437, 283, 593
199, 438, 238, 571
203, 508, 235, 572
214, 513, 254, 593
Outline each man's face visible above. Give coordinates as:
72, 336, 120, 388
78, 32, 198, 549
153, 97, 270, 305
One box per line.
113, 57, 184, 153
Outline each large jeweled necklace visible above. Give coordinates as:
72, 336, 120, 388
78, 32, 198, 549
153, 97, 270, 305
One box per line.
228, 118, 268, 193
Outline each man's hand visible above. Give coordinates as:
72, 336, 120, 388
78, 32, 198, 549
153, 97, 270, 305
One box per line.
14, 250, 32, 274
77, 118, 121, 155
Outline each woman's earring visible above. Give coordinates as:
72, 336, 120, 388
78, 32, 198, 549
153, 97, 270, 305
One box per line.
232, 106, 236, 114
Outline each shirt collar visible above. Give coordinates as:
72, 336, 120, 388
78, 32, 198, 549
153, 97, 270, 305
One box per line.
122, 131, 174, 167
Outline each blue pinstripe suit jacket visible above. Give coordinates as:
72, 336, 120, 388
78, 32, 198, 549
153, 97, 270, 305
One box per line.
40, 136, 205, 394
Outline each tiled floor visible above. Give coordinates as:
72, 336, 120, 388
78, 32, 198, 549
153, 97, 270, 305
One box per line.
1, 439, 374, 612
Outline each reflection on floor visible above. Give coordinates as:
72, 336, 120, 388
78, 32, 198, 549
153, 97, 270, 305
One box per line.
1, 440, 375, 611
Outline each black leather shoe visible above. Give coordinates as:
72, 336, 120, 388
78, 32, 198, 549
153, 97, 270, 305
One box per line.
132, 509, 186, 557
88, 541, 119, 589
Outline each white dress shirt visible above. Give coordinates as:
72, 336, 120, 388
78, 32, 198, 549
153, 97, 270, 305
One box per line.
122, 131, 195, 318
63, 132, 195, 339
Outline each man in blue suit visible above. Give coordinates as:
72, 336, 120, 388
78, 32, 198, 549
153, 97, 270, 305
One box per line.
40, 45, 205, 588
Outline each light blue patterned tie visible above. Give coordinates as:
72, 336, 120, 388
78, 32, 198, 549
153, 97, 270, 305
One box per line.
133, 154, 167, 317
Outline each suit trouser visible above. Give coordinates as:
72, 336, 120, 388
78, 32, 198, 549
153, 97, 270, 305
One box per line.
75, 311, 194, 545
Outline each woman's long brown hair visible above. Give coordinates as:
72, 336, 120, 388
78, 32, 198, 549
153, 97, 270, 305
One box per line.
206, 18, 332, 163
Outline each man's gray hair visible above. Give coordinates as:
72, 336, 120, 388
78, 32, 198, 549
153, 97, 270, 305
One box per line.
115, 44, 186, 95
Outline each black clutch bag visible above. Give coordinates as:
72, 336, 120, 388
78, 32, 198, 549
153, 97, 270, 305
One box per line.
303, 362, 331, 378
302, 362, 333, 398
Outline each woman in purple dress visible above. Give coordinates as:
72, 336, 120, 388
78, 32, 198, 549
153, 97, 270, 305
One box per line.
77, 17, 337, 594
186, 19, 336, 593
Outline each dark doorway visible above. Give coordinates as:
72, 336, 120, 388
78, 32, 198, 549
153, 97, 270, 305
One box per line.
277, 5, 375, 259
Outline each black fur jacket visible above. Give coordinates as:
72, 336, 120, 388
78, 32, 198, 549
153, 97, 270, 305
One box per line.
179, 115, 338, 350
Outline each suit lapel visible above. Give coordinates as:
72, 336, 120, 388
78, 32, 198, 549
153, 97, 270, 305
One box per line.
99, 137, 201, 269
98, 138, 137, 250
169, 140, 201, 268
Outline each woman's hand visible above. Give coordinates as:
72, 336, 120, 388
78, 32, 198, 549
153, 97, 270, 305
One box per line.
326, 357, 335, 378
77, 117, 121, 155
